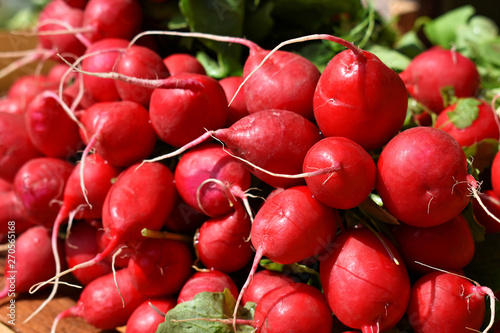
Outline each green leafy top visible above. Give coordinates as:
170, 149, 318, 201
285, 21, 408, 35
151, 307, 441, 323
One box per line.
447, 97, 482, 129
157, 289, 255, 333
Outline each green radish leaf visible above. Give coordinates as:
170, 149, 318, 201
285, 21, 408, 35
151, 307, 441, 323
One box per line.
423, 5, 475, 49
179, 0, 245, 78
478, 37, 500, 67
157, 289, 254, 333
448, 98, 482, 129
364, 45, 411, 72
394, 30, 426, 59
463, 138, 499, 174
259, 259, 322, 289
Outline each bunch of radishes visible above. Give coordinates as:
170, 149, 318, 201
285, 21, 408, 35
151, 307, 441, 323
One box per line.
1, 0, 500, 332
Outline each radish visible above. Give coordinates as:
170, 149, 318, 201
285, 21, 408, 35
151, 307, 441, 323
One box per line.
303, 136, 377, 210
80, 38, 129, 102
406, 270, 494, 333
376, 126, 472, 227
13, 157, 74, 226
400, 46, 481, 113
312, 44, 407, 151
241, 269, 295, 305
195, 200, 253, 273
148, 109, 322, 189
173, 143, 252, 217
149, 73, 228, 147
125, 297, 176, 333
51, 268, 148, 332
64, 221, 113, 285
82, 0, 143, 43
25, 91, 83, 159
177, 270, 239, 304
219, 76, 249, 126
392, 214, 475, 274
163, 53, 206, 76
78, 100, 157, 167
320, 227, 411, 332
232, 185, 340, 326
0, 225, 65, 299
114, 45, 170, 107
434, 97, 500, 147
251, 282, 333, 333
0, 112, 43, 182
127, 238, 194, 298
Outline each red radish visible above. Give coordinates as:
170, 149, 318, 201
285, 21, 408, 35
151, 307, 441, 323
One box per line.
173, 143, 252, 217
98, 161, 177, 258
149, 73, 228, 147
79, 100, 157, 167
163, 53, 206, 76
392, 214, 475, 274
219, 76, 249, 126
163, 196, 207, 233
130, 31, 320, 120
82, 0, 142, 43
473, 190, 500, 233
0, 225, 65, 299
195, 200, 253, 273
149, 109, 322, 189
303, 136, 377, 210
13, 157, 74, 226
65, 221, 113, 285
434, 97, 500, 147
127, 238, 194, 298
240, 42, 321, 120
376, 126, 472, 227
81, 38, 129, 102
320, 227, 411, 333
125, 298, 176, 333
406, 271, 493, 333
313, 45, 407, 151
0, 112, 43, 182
241, 269, 295, 305
114, 45, 170, 107
25, 91, 82, 159
233, 185, 339, 325
177, 270, 239, 304
36, 0, 88, 57
251, 283, 333, 333
51, 268, 148, 332
400, 46, 481, 113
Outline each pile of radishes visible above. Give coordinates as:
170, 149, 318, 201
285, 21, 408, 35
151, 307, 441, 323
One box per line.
2, 0, 500, 332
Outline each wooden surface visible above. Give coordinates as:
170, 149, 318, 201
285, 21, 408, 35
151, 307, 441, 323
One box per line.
0, 256, 125, 333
